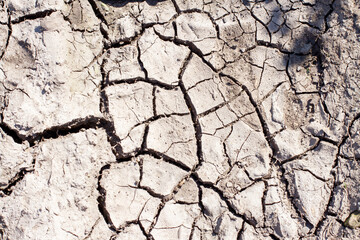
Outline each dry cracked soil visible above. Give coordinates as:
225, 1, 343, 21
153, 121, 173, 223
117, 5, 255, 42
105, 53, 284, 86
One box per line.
0, 0, 360, 239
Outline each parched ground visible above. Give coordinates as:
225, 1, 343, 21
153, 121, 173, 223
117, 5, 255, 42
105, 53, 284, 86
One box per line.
0, 0, 359, 239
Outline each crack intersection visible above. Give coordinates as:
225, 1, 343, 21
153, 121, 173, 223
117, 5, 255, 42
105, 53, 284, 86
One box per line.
0, 0, 359, 239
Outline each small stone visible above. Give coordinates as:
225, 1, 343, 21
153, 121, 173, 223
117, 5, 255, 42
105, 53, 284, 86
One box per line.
344, 210, 360, 229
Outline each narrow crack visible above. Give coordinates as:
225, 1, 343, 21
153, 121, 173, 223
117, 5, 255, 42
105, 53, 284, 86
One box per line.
197, 90, 245, 118
141, 149, 191, 172
261, 181, 269, 226
191, 173, 258, 227
104, 77, 178, 90
178, 53, 204, 169
314, 112, 360, 234
236, 221, 246, 240
219, 73, 279, 158
0, 115, 106, 146
0, 1, 357, 239
97, 164, 117, 232
82, 218, 101, 240
99, 57, 126, 160
170, 0, 181, 14
188, 216, 199, 240
0, 116, 23, 144
280, 166, 315, 230
153, 29, 218, 73
0, 7, 11, 61
152, 86, 157, 116
269, 233, 281, 240
0, 167, 34, 196
324, 0, 335, 32
27, 116, 105, 146
87, 0, 109, 39
279, 138, 321, 165
10, 9, 56, 24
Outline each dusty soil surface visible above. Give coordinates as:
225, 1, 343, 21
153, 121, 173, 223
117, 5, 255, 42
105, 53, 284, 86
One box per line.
0, 0, 360, 239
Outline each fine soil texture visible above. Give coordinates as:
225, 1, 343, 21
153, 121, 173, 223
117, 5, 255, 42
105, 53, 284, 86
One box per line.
0, 0, 360, 239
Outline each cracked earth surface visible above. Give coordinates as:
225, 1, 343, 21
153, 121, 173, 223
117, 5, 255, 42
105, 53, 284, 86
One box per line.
0, 0, 360, 239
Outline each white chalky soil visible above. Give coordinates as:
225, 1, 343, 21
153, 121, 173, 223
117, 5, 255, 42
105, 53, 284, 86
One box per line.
0, 0, 359, 239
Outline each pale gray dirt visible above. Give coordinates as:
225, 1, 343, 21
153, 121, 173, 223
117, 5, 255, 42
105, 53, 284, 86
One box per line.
0, 0, 359, 239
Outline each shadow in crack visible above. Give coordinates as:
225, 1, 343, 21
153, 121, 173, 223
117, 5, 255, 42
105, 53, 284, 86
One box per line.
241, 0, 334, 80
100, 0, 166, 7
